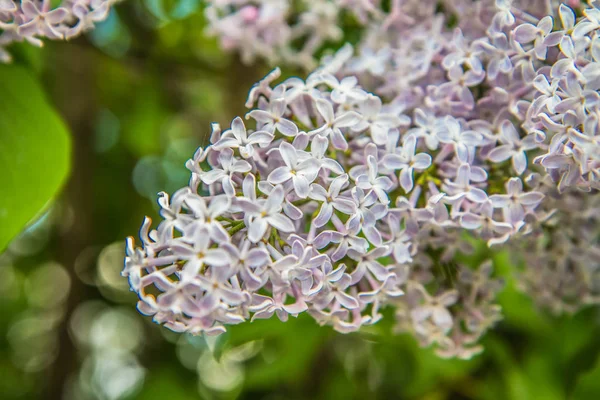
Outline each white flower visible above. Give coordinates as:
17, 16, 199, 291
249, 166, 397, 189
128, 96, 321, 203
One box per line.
246, 98, 299, 137
310, 98, 361, 150
238, 185, 296, 243
268, 142, 320, 198
213, 117, 274, 158
309, 174, 356, 227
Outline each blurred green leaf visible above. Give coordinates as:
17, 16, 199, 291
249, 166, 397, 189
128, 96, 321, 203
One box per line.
122, 84, 168, 157
0, 65, 71, 253
572, 351, 600, 400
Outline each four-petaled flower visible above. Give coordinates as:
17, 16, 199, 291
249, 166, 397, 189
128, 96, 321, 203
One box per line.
238, 185, 296, 243
268, 142, 320, 198
213, 117, 274, 158
311, 98, 361, 150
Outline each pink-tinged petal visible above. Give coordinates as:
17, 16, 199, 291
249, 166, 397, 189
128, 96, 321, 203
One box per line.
247, 109, 274, 124
309, 183, 328, 201
209, 222, 230, 243
349, 88, 369, 101
323, 159, 344, 174
355, 175, 371, 190
330, 128, 348, 150
210, 263, 233, 282
314, 203, 334, 227
370, 124, 389, 145
208, 195, 231, 216
243, 174, 257, 200
265, 185, 285, 212
314, 231, 333, 249
559, 4, 575, 29
284, 200, 303, 220
467, 188, 488, 203
203, 249, 231, 267
198, 292, 219, 313
334, 111, 362, 128
432, 308, 453, 331
21, 0, 40, 18
363, 225, 382, 247
315, 98, 334, 123
513, 23, 538, 43
538, 16, 553, 34
236, 198, 261, 214
268, 166, 292, 184
336, 291, 359, 309
512, 151, 528, 175
412, 153, 432, 170
363, 95, 382, 116
332, 198, 356, 215
534, 40, 549, 60
184, 195, 208, 216
293, 175, 310, 198
46, 7, 68, 24
213, 136, 240, 149
277, 118, 298, 136
267, 213, 295, 232
559, 36, 575, 59
507, 204, 525, 225
382, 154, 408, 170
399, 168, 414, 193
248, 218, 268, 243
17, 20, 40, 37
455, 163, 471, 187
489, 194, 510, 208
330, 174, 348, 196
0, 0, 17, 12
279, 142, 298, 168
491, 221, 514, 235
367, 261, 392, 281
460, 213, 482, 230
231, 116, 247, 142
520, 192, 544, 205
554, 98, 579, 114
411, 306, 432, 322
222, 176, 236, 197
178, 258, 203, 282
246, 248, 270, 267
506, 177, 523, 195
282, 301, 308, 314
488, 145, 514, 162
293, 132, 310, 150
544, 31, 563, 47
232, 160, 252, 173
201, 169, 226, 185
247, 130, 274, 145
330, 89, 346, 104
311, 134, 329, 157
271, 98, 287, 116
402, 134, 417, 156
331, 240, 349, 262
219, 287, 245, 305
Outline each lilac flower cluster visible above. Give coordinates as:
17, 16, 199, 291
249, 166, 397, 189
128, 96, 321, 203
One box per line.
124, 0, 600, 359
0, 0, 119, 62
204, 0, 381, 68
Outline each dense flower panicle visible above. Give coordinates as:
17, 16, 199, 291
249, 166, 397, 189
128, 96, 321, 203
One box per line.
125, 0, 600, 359
0, 0, 119, 62
204, 0, 389, 68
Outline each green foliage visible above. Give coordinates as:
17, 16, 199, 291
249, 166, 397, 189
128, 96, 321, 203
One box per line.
0, 65, 71, 253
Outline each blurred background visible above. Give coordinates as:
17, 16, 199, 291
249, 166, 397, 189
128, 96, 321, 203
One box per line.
2, 2, 600, 399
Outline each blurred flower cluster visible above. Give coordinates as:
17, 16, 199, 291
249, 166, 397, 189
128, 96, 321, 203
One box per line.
0, 0, 119, 62
204, 0, 381, 68
124, 0, 600, 360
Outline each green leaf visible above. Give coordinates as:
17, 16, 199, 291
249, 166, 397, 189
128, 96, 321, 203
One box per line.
0, 65, 71, 253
